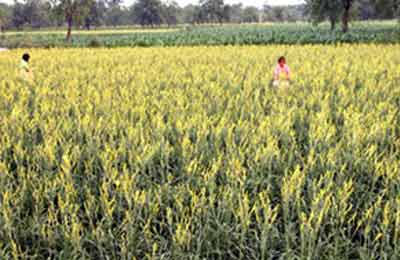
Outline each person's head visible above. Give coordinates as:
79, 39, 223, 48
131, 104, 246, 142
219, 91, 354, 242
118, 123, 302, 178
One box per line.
278, 56, 286, 67
22, 53, 30, 63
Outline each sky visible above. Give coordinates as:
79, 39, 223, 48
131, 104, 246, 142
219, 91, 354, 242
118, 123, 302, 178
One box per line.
124, 0, 305, 7
0, 0, 305, 8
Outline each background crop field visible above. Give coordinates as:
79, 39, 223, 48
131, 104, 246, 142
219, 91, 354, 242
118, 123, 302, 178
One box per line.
0, 45, 400, 259
1, 22, 399, 48
2, 28, 179, 36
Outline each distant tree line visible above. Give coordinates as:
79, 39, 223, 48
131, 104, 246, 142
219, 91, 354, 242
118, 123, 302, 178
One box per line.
306, 0, 399, 32
0, 0, 306, 31
0, 0, 398, 38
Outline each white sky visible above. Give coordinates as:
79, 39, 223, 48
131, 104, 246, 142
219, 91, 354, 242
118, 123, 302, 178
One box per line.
127, 0, 305, 7
0, 0, 304, 8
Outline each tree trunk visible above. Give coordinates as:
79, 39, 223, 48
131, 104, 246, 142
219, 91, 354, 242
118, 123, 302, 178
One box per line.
66, 16, 73, 42
342, 0, 351, 33
330, 18, 336, 31
85, 19, 91, 30
218, 16, 223, 25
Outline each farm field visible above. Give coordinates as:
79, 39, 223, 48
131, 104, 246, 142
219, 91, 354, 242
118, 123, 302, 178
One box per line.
2, 28, 179, 36
1, 45, 400, 259
1, 21, 399, 48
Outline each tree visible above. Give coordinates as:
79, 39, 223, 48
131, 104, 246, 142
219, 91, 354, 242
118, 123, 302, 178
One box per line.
228, 4, 243, 23
9, 0, 52, 30
393, 0, 399, 19
342, 0, 355, 32
305, 0, 357, 32
222, 4, 231, 22
273, 6, 285, 22
50, 0, 94, 41
105, 0, 127, 27
162, 1, 180, 26
368, 0, 399, 19
131, 0, 164, 27
242, 7, 259, 23
0, 3, 11, 32
354, 0, 375, 20
11, 0, 26, 29
24, 0, 52, 28
85, 0, 107, 29
264, 5, 286, 22
305, 0, 342, 30
199, 0, 225, 23
195, 5, 207, 23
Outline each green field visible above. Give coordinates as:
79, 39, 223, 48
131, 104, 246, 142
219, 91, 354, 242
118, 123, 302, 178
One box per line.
1, 21, 399, 48
3, 28, 179, 36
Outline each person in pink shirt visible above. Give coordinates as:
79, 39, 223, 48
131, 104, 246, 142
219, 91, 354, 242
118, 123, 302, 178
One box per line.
274, 56, 291, 80
273, 56, 291, 87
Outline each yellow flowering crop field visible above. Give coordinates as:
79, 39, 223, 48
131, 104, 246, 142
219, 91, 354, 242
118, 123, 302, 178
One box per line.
0, 45, 400, 259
